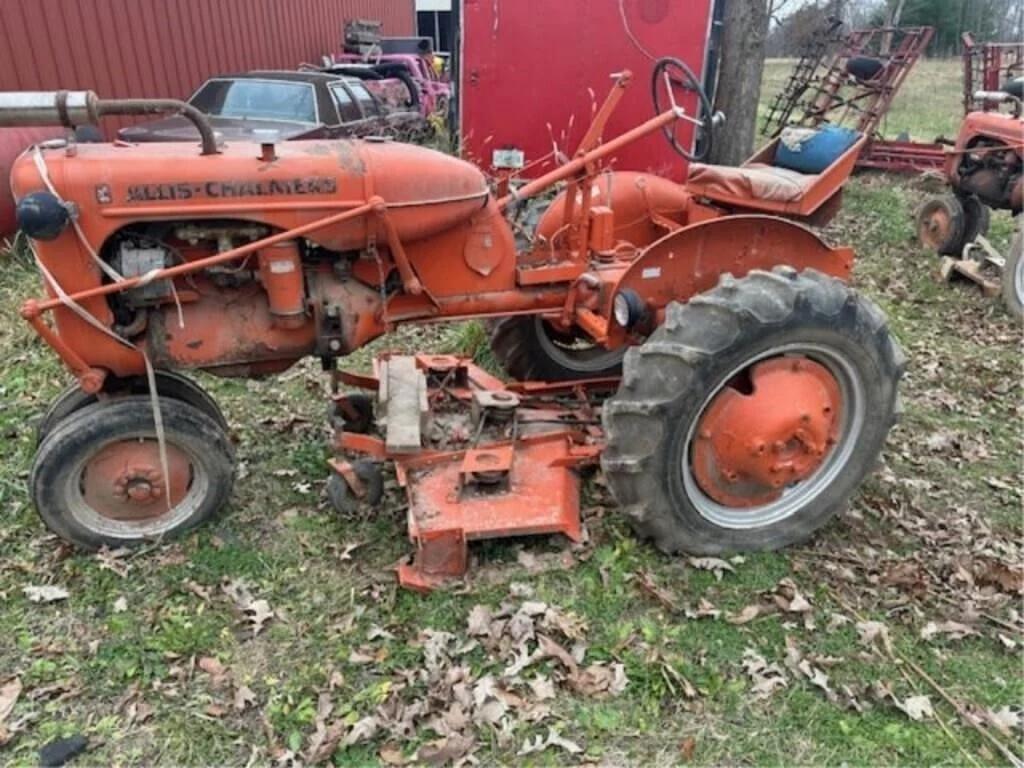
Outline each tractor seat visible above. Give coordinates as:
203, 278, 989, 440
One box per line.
687, 162, 815, 204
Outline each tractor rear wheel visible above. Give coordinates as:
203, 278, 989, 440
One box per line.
36, 371, 228, 445
488, 316, 625, 381
1002, 229, 1023, 321
31, 396, 235, 549
602, 267, 904, 555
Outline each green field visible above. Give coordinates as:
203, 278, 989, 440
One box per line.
0, 59, 1021, 766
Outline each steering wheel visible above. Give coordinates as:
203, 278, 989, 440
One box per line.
651, 57, 716, 163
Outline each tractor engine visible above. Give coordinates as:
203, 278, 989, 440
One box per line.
100, 221, 388, 377
949, 112, 1024, 213
9, 102, 495, 382
955, 139, 1023, 213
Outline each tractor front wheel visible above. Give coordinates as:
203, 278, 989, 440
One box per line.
31, 396, 235, 549
36, 371, 228, 445
602, 267, 904, 555
488, 316, 625, 381
917, 195, 978, 256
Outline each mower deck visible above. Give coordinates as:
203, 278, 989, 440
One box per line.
330, 355, 610, 591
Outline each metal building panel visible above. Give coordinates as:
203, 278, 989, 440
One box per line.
460, 0, 713, 181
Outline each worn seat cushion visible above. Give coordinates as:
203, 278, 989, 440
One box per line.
687, 162, 816, 204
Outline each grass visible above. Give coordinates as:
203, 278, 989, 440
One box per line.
0, 58, 1021, 766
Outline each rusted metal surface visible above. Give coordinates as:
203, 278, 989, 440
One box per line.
332, 356, 594, 591
83, 440, 190, 520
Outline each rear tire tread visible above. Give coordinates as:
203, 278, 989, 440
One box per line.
602, 267, 904, 555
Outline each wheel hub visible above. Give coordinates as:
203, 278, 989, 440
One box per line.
82, 441, 191, 521
692, 358, 842, 508
919, 205, 955, 250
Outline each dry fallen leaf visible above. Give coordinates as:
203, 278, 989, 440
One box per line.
897, 695, 934, 722
528, 675, 556, 702
0, 678, 22, 728
198, 656, 228, 686
234, 684, 257, 713
983, 706, 1022, 737
417, 734, 474, 766
23, 585, 69, 603
742, 649, 788, 700
518, 728, 583, 756
920, 620, 977, 642
687, 557, 735, 580
567, 663, 628, 699
855, 620, 893, 654
726, 604, 762, 625
679, 736, 697, 762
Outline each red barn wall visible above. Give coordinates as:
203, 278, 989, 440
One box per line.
0, 0, 415, 100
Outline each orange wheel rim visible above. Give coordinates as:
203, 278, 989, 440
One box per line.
920, 205, 955, 250
691, 357, 843, 509
80, 440, 193, 522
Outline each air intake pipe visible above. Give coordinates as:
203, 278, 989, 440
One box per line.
0, 90, 220, 155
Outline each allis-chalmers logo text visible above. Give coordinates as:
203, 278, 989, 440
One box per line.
116, 177, 338, 203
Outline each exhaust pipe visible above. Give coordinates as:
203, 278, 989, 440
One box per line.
0, 90, 220, 155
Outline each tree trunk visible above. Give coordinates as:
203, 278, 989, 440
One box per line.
708, 0, 770, 166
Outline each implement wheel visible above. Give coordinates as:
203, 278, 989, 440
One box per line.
327, 461, 383, 517
488, 316, 625, 381
602, 267, 905, 554
37, 371, 228, 445
31, 396, 235, 549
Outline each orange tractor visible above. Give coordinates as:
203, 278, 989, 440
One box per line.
6, 62, 904, 589
917, 77, 1023, 318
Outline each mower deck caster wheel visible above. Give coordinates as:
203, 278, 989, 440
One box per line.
330, 393, 375, 434
31, 396, 235, 549
327, 461, 384, 517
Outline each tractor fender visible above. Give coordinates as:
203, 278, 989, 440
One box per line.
608, 214, 853, 316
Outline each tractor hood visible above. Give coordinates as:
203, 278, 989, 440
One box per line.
11, 137, 491, 251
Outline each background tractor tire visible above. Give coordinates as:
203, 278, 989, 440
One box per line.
959, 195, 991, 247
37, 371, 228, 445
32, 396, 235, 550
917, 195, 967, 256
488, 315, 625, 381
602, 267, 905, 555
1002, 229, 1023, 321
